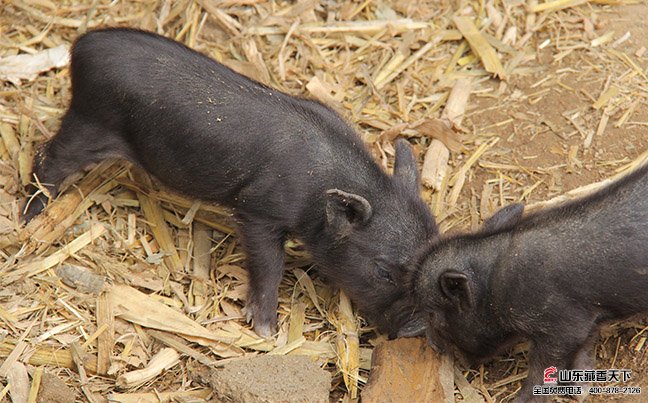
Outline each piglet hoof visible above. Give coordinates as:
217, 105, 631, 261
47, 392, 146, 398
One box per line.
244, 300, 277, 339
21, 192, 48, 224
253, 322, 274, 340
22, 202, 44, 223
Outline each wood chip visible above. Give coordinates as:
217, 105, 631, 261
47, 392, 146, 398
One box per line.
196, 0, 241, 36
409, 119, 463, 153
287, 301, 306, 344
592, 86, 620, 110
422, 139, 450, 191
0, 45, 69, 85
335, 291, 359, 399
116, 348, 181, 389
7, 362, 30, 403
363, 338, 454, 403
148, 329, 215, 366
3, 223, 106, 285
306, 76, 341, 110
20, 161, 123, 248
529, 0, 588, 13
453, 17, 506, 79
191, 222, 212, 305
132, 170, 183, 272
374, 40, 439, 90
96, 292, 114, 376
0, 123, 20, 159
442, 78, 472, 129
106, 283, 273, 354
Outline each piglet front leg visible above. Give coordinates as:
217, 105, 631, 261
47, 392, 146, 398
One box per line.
238, 218, 287, 338
514, 343, 560, 403
515, 330, 594, 403
569, 332, 599, 403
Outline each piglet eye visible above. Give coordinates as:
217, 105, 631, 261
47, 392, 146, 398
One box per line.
376, 266, 394, 283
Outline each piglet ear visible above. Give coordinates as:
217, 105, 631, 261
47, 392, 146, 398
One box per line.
393, 139, 419, 193
439, 271, 473, 311
482, 203, 524, 232
325, 189, 373, 238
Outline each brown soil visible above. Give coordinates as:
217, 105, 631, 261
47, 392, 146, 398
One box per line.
458, 3, 648, 402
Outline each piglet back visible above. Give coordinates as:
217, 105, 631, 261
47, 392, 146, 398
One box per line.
65, 28, 376, 207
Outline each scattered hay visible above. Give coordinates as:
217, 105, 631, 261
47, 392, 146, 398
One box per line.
1, 0, 647, 401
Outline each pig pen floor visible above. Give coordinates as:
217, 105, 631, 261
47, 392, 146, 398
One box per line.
1, 1, 647, 402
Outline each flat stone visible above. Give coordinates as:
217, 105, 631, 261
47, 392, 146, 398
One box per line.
362, 337, 454, 403
210, 355, 331, 403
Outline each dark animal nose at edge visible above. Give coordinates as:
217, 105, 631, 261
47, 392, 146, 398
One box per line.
396, 317, 427, 338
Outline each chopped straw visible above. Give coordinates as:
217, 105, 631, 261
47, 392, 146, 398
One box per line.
1, 0, 647, 400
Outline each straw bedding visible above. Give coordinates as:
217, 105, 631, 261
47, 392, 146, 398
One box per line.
1, 0, 647, 401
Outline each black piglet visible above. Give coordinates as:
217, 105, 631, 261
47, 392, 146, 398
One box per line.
25, 28, 439, 338
413, 163, 648, 402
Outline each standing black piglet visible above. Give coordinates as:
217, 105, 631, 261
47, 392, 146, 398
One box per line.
412, 164, 648, 402
24, 28, 438, 338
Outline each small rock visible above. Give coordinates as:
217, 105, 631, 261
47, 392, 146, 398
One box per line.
56, 265, 106, 294
210, 355, 331, 403
186, 360, 212, 385
37, 372, 77, 403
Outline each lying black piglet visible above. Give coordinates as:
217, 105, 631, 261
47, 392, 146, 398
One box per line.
412, 164, 648, 402
23, 28, 438, 338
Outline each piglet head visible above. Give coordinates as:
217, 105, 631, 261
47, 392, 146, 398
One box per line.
411, 203, 525, 359
316, 139, 439, 338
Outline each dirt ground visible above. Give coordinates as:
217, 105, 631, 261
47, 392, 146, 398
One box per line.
460, 3, 648, 402
468, 3, 648, 200
1, 0, 647, 402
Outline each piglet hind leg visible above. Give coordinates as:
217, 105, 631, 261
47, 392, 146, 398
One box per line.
23, 110, 131, 222
238, 219, 287, 339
